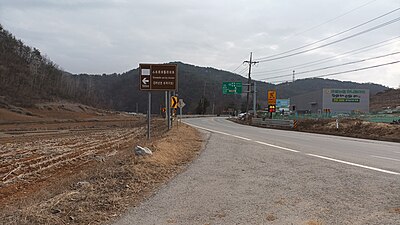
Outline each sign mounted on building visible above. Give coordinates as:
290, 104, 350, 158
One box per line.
322, 89, 369, 113
268, 90, 277, 105
139, 64, 178, 91
276, 99, 290, 109
222, 82, 242, 94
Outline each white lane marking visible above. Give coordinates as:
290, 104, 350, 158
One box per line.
370, 155, 400, 162
307, 154, 400, 175
255, 141, 300, 153
188, 124, 252, 141
186, 122, 399, 176
230, 135, 252, 141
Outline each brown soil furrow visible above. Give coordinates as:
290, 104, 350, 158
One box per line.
0, 129, 136, 170
1, 129, 140, 184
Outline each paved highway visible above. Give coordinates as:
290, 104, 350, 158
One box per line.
114, 117, 400, 225
188, 117, 400, 175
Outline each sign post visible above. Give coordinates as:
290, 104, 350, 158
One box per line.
178, 99, 185, 123
268, 90, 277, 119
167, 91, 171, 129
253, 82, 257, 117
139, 64, 178, 137
147, 92, 151, 140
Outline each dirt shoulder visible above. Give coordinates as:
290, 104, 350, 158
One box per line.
0, 104, 203, 225
296, 118, 400, 142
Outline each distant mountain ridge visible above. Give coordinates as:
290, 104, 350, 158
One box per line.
0, 25, 389, 113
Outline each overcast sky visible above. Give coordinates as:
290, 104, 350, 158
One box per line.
1, 0, 399, 87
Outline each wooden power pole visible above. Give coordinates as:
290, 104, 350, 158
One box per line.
244, 52, 258, 116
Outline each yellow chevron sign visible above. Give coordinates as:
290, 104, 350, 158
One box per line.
171, 96, 178, 108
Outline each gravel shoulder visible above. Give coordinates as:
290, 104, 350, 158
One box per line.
113, 129, 400, 225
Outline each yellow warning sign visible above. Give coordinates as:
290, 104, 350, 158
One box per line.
171, 96, 178, 108
268, 90, 276, 105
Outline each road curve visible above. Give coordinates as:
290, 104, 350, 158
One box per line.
113, 117, 400, 225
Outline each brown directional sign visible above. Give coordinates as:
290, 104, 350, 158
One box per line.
139, 64, 178, 91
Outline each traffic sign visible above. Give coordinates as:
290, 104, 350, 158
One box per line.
178, 99, 185, 108
139, 64, 178, 91
171, 96, 178, 108
222, 82, 242, 94
268, 104, 276, 112
268, 90, 277, 105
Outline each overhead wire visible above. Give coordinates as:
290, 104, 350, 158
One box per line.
252, 35, 400, 76
286, 0, 378, 39
257, 51, 400, 81
237, 66, 248, 75
255, 15, 400, 63
256, 7, 400, 61
231, 63, 244, 72
256, 12, 400, 62
268, 60, 400, 83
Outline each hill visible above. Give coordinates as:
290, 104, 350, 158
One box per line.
370, 88, 400, 112
0, 24, 101, 107
0, 25, 389, 114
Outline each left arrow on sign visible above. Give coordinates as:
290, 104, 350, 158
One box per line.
142, 77, 149, 85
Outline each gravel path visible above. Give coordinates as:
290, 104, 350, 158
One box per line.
112, 129, 400, 225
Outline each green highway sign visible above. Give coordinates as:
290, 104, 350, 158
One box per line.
222, 82, 242, 94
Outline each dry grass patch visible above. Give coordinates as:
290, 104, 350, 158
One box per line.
306, 219, 323, 225
0, 123, 202, 225
266, 213, 277, 221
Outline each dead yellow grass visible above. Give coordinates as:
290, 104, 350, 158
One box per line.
0, 122, 202, 225
266, 213, 278, 221
306, 220, 323, 225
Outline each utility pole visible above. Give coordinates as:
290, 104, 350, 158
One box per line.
243, 52, 258, 116
202, 81, 206, 114
292, 70, 295, 82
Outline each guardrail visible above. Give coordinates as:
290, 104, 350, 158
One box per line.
180, 115, 229, 118
252, 118, 295, 129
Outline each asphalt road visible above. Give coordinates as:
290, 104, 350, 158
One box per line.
113, 117, 400, 225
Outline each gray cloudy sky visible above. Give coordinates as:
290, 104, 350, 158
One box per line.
1, 0, 399, 87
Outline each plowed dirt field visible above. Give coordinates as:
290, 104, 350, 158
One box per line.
0, 104, 202, 225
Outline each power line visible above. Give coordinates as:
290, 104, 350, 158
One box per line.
258, 51, 400, 80
256, 7, 400, 61
231, 63, 244, 72
255, 15, 400, 63
269, 60, 400, 83
237, 66, 248, 75
286, 0, 378, 39
252, 35, 400, 75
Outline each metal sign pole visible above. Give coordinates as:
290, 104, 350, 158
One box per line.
165, 91, 168, 123
180, 106, 182, 123
253, 82, 257, 117
167, 91, 171, 130
147, 92, 151, 140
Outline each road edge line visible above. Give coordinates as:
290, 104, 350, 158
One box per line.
307, 153, 400, 175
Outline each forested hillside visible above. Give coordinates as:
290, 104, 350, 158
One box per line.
0, 24, 103, 107
0, 25, 389, 114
